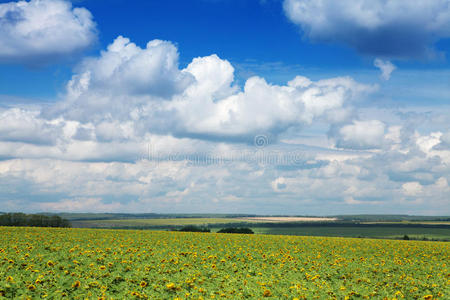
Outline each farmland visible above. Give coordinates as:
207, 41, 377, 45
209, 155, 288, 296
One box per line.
252, 226, 450, 240
67, 214, 450, 241
71, 218, 260, 228
0, 227, 448, 299
240, 217, 337, 222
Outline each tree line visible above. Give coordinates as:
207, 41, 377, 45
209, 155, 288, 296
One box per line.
0, 213, 71, 228
175, 225, 254, 234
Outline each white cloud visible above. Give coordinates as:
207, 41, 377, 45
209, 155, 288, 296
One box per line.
48, 36, 194, 123
271, 177, 287, 192
1, 35, 450, 214
283, 0, 450, 59
69, 36, 193, 98
1, 125, 450, 214
42, 36, 375, 143
184, 54, 238, 100
434, 129, 450, 150
402, 181, 423, 196
39, 197, 124, 213
0, 0, 97, 65
174, 73, 373, 140
332, 120, 386, 150
0, 108, 62, 145
374, 59, 396, 80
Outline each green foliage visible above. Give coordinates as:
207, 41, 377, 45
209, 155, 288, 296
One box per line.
177, 225, 210, 232
0, 213, 70, 228
217, 227, 254, 234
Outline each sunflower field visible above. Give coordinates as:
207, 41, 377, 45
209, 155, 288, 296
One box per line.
0, 227, 448, 299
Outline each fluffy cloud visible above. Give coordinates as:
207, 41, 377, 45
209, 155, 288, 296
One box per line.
0, 108, 62, 145
69, 36, 193, 98
175, 71, 373, 141
402, 181, 423, 196
374, 59, 396, 80
434, 129, 450, 149
1, 126, 450, 214
47, 36, 194, 124
48, 36, 374, 143
1, 34, 450, 214
283, 0, 450, 59
331, 120, 386, 150
0, 0, 97, 65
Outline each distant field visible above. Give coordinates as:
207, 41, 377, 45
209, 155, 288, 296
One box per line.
53, 213, 257, 221
71, 217, 338, 228
362, 221, 450, 225
71, 218, 259, 228
241, 217, 337, 222
69, 217, 450, 241
250, 226, 450, 240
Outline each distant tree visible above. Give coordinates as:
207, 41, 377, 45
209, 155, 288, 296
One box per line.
177, 225, 210, 232
0, 213, 70, 228
403, 234, 410, 240
217, 227, 254, 234
30, 214, 43, 227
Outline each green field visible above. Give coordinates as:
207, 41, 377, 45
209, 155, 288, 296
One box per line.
71, 218, 258, 228
49, 213, 260, 221
0, 227, 448, 299
251, 226, 450, 240
69, 217, 450, 241
361, 221, 450, 225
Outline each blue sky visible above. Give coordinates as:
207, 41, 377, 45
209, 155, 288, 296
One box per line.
3, 0, 450, 100
1, 0, 358, 98
0, 0, 450, 215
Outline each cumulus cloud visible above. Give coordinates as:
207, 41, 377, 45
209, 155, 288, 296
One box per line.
1, 34, 450, 214
0, 108, 62, 145
1, 126, 450, 214
434, 129, 450, 149
283, 0, 450, 59
48, 36, 194, 123
402, 181, 423, 196
174, 72, 373, 141
44, 36, 375, 143
69, 36, 193, 98
0, 0, 97, 65
374, 58, 396, 80
331, 120, 386, 150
